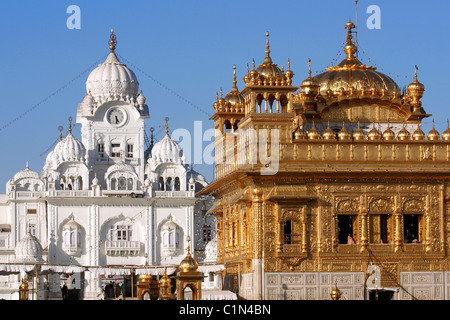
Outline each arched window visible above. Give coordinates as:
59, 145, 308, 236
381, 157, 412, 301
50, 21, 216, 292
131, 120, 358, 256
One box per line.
159, 177, 165, 191
174, 177, 180, 191
77, 177, 83, 190
118, 177, 126, 190
166, 177, 172, 191
127, 178, 133, 190
63, 221, 82, 256
161, 217, 180, 256
111, 178, 117, 190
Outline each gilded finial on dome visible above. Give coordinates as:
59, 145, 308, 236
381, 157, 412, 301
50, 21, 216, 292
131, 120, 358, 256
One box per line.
407, 65, 425, 114
58, 125, 63, 142
68, 116, 73, 134
109, 28, 117, 52
165, 117, 169, 135
150, 127, 155, 146
307, 58, 312, 77
343, 19, 357, 60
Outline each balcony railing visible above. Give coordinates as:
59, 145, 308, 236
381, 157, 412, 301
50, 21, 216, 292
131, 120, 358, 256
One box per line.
104, 240, 140, 256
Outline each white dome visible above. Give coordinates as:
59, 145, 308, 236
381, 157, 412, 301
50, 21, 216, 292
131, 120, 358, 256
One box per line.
150, 134, 185, 165
15, 231, 43, 263
13, 163, 40, 182
86, 52, 139, 99
43, 132, 86, 172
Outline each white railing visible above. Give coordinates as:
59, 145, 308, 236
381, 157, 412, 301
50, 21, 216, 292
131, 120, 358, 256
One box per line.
154, 190, 194, 198
104, 240, 140, 256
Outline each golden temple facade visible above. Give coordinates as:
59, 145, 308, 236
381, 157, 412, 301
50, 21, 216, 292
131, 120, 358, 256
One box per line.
198, 20, 450, 300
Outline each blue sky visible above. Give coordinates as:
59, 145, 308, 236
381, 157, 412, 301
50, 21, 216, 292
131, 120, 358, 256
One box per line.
0, 0, 449, 192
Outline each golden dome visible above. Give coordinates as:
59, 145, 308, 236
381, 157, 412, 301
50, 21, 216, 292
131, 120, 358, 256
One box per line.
382, 123, 396, 141
20, 278, 29, 290
397, 123, 411, 141
407, 66, 425, 95
307, 121, 321, 140
160, 268, 171, 286
367, 122, 381, 141
179, 239, 198, 273
337, 122, 351, 141
322, 121, 336, 140
311, 20, 400, 99
353, 121, 366, 141
293, 125, 306, 140
300, 59, 320, 98
412, 123, 426, 141
407, 66, 426, 115
284, 59, 294, 83
224, 65, 245, 110
139, 273, 152, 282
427, 120, 440, 141
442, 120, 450, 141
330, 281, 342, 300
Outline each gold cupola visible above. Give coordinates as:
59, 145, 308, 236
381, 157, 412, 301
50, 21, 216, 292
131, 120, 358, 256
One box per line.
412, 122, 426, 141
382, 121, 396, 141
397, 122, 411, 141
353, 121, 366, 141
179, 239, 198, 273
427, 120, 440, 141
300, 59, 319, 99
407, 66, 425, 114
311, 19, 400, 100
223, 65, 245, 112
367, 122, 382, 141
307, 121, 321, 140
293, 124, 306, 140
322, 121, 336, 140
337, 122, 351, 141
442, 120, 450, 141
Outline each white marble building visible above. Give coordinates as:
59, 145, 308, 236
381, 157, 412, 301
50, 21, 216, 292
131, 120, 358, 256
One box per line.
0, 31, 220, 300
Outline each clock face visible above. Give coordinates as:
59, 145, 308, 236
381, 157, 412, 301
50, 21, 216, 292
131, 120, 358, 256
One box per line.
107, 107, 126, 126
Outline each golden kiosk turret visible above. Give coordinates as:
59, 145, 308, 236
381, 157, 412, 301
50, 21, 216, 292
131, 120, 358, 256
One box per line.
174, 236, 205, 300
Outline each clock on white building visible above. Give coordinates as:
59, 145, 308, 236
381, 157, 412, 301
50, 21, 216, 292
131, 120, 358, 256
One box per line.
106, 107, 126, 126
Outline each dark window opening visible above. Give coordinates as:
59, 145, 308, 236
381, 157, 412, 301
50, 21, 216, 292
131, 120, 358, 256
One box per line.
284, 220, 292, 244
404, 214, 420, 243
338, 215, 356, 244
